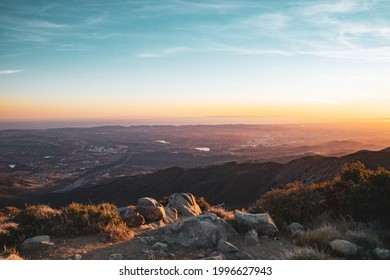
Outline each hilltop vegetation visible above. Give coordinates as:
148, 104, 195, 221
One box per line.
251, 162, 390, 228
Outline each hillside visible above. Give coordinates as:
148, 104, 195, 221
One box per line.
32, 147, 390, 208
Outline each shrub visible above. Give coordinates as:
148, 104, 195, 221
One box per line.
1, 206, 20, 217
285, 246, 332, 260
105, 222, 134, 243
13, 205, 60, 237
253, 181, 330, 225
255, 162, 390, 227
58, 203, 122, 236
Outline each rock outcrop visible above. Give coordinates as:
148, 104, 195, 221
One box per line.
163, 207, 179, 224
137, 197, 165, 222
234, 211, 278, 236
162, 213, 237, 248
167, 193, 202, 217
117, 206, 145, 227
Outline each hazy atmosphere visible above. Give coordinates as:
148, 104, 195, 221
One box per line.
1, 0, 390, 126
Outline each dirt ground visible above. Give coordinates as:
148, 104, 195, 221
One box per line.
20, 225, 293, 260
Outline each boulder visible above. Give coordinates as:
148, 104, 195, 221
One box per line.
20, 235, 54, 251
117, 207, 145, 227
163, 207, 179, 224
138, 197, 160, 208
234, 211, 278, 236
245, 229, 260, 246
373, 247, 390, 260
286, 222, 304, 234
167, 193, 202, 217
137, 205, 165, 222
329, 239, 358, 256
217, 240, 239, 254
163, 213, 238, 248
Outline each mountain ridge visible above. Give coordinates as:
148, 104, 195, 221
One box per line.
30, 147, 390, 209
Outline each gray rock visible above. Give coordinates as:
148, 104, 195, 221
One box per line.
217, 240, 239, 254
108, 253, 124, 260
163, 213, 238, 248
163, 207, 179, 224
138, 197, 160, 207
202, 252, 226, 260
329, 239, 358, 256
245, 229, 260, 246
234, 211, 278, 236
235, 251, 254, 260
373, 247, 390, 260
20, 235, 54, 251
137, 205, 165, 222
138, 236, 157, 245
286, 222, 304, 234
74, 254, 82, 260
268, 255, 279, 260
117, 207, 145, 227
167, 193, 202, 217
153, 242, 168, 251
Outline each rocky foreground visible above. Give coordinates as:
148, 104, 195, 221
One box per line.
1, 192, 389, 260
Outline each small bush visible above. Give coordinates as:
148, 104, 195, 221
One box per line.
0, 222, 23, 248
58, 203, 122, 236
1, 206, 21, 216
13, 205, 60, 237
285, 246, 332, 260
196, 196, 211, 212
105, 222, 134, 243
254, 181, 329, 225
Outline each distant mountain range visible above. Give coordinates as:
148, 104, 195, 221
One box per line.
27, 147, 390, 209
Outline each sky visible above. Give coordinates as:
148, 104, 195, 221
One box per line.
1, 0, 390, 126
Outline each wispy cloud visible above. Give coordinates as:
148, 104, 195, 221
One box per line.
0, 69, 24, 75
303, 0, 374, 15
137, 45, 291, 59
137, 46, 192, 58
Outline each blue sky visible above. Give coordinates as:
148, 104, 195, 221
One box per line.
1, 0, 390, 123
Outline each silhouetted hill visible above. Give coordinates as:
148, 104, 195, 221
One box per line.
34, 147, 390, 208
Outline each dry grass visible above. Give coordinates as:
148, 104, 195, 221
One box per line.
294, 224, 342, 251
285, 246, 332, 260
105, 222, 134, 243
208, 206, 234, 220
